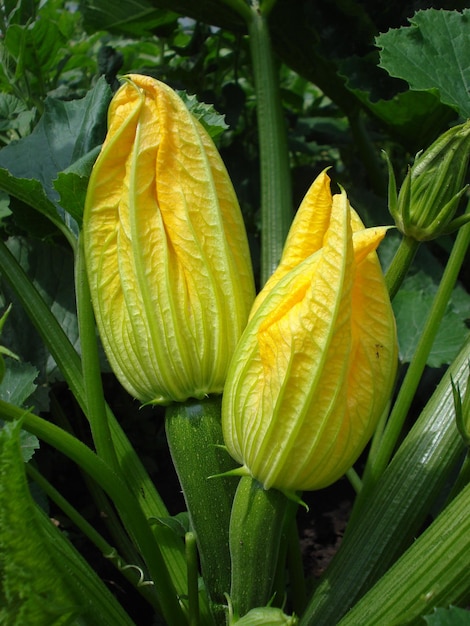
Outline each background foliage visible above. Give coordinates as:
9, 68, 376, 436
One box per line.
0, 0, 469, 623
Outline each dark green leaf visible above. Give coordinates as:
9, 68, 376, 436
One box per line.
54, 146, 101, 226
377, 9, 470, 118
0, 418, 134, 625
393, 271, 470, 366
341, 55, 456, 149
4, 19, 66, 80
0, 78, 111, 238
0, 359, 37, 407
0, 420, 82, 624
0, 237, 79, 385
81, 0, 179, 36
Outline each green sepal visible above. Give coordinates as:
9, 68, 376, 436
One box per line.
440, 208, 470, 238
418, 184, 469, 241
383, 150, 399, 224
209, 464, 251, 480
396, 165, 413, 232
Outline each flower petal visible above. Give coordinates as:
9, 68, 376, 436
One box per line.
84, 75, 255, 404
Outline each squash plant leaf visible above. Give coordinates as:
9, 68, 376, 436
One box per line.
0, 237, 79, 387
424, 606, 470, 625
376, 9, 470, 118
82, 0, 179, 36
0, 359, 38, 409
393, 271, 470, 367
0, 77, 111, 238
0, 419, 82, 625
0, 419, 135, 626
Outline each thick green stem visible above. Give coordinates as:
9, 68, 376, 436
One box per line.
229, 476, 289, 618
363, 218, 470, 494
300, 338, 469, 625
165, 397, 235, 624
337, 481, 470, 625
247, 7, 293, 284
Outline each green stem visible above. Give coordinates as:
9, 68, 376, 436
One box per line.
363, 218, 470, 493
300, 338, 469, 625
165, 397, 234, 624
337, 482, 470, 625
0, 400, 185, 625
345, 467, 362, 494
246, 6, 293, 284
49, 390, 144, 570
26, 463, 160, 610
385, 235, 420, 300
219, 0, 253, 22
0, 239, 193, 615
75, 233, 119, 471
229, 476, 289, 618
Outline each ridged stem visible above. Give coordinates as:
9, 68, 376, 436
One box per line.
385, 234, 420, 300
337, 481, 470, 625
247, 6, 293, 284
299, 337, 469, 625
363, 217, 470, 496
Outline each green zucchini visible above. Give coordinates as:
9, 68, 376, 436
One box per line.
165, 396, 238, 623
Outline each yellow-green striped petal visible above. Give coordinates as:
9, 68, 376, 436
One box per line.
222, 178, 397, 492
84, 75, 255, 405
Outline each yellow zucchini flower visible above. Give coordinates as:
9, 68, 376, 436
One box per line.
83, 75, 255, 405
222, 171, 397, 492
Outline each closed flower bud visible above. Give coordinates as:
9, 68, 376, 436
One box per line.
222, 171, 397, 493
84, 75, 255, 405
387, 120, 470, 241
231, 606, 298, 625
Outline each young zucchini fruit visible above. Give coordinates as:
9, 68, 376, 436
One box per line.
165, 396, 238, 624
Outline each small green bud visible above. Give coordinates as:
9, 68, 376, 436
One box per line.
387, 120, 470, 241
231, 606, 298, 625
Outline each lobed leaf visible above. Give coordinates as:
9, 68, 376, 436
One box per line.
377, 9, 470, 118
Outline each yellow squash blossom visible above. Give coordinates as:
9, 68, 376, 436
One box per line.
83, 74, 255, 405
222, 171, 397, 492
